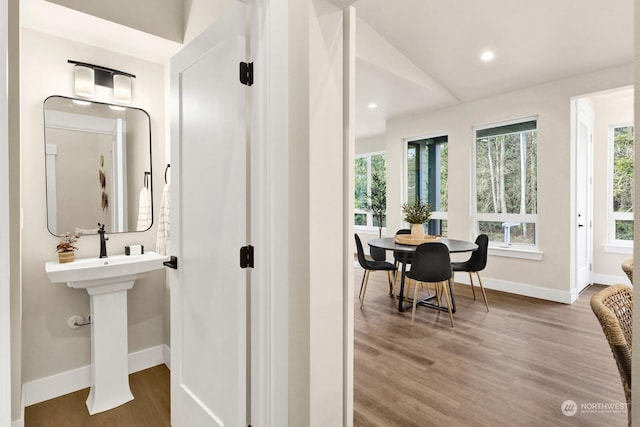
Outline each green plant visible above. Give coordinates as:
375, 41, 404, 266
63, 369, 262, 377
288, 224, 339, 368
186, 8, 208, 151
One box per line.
365, 169, 386, 237
56, 232, 80, 253
402, 199, 432, 224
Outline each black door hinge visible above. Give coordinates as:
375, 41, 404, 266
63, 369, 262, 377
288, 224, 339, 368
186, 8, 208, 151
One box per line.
240, 62, 253, 86
240, 245, 254, 269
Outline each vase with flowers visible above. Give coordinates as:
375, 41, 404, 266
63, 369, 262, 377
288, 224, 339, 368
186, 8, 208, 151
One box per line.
56, 232, 80, 263
401, 199, 432, 239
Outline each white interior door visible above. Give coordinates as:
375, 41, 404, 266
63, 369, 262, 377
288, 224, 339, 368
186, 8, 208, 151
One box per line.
575, 102, 594, 294
169, 5, 248, 426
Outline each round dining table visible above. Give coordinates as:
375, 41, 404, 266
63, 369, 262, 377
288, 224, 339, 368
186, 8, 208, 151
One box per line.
367, 237, 478, 313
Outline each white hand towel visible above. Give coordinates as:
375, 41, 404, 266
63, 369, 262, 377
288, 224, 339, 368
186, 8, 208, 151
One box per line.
155, 183, 171, 255
136, 186, 152, 231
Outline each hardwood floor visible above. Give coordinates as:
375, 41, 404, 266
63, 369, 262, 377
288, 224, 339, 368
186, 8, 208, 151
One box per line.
25, 365, 170, 427
23, 272, 628, 426
353, 267, 628, 427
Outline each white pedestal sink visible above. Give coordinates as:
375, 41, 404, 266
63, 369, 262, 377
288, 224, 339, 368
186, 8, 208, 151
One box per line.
45, 251, 169, 415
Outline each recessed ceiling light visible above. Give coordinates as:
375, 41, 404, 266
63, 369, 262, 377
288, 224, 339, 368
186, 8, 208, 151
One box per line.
367, 102, 378, 109
480, 50, 495, 62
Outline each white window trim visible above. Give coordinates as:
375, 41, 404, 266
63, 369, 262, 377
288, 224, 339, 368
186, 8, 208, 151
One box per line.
607, 123, 634, 246
603, 243, 633, 255
355, 151, 385, 232
472, 117, 542, 257
488, 246, 543, 260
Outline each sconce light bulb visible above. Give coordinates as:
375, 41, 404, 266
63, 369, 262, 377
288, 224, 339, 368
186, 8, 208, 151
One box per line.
74, 65, 95, 98
113, 74, 132, 104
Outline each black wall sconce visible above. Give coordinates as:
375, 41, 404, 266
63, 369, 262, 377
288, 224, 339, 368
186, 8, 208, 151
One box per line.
68, 59, 136, 103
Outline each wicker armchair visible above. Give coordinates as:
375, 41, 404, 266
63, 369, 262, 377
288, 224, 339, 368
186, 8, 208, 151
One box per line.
590, 284, 632, 426
621, 259, 633, 284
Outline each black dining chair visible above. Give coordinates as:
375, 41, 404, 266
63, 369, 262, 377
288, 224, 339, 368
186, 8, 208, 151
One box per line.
452, 234, 489, 311
354, 234, 397, 308
405, 242, 454, 326
393, 229, 413, 267
369, 246, 387, 262
393, 229, 415, 287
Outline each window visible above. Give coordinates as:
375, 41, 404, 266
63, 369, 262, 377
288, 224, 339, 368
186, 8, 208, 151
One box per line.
609, 124, 634, 243
355, 152, 386, 229
474, 119, 538, 248
407, 136, 448, 235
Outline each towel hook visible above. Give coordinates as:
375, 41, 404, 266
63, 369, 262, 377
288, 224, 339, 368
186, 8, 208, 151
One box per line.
143, 171, 151, 188
165, 164, 170, 184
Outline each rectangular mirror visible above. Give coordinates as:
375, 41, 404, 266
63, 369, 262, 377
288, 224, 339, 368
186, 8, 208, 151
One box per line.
44, 95, 153, 236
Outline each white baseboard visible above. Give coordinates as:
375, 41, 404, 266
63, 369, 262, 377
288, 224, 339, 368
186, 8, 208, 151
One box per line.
23, 344, 170, 407
591, 273, 631, 287
163, 344, 171, 369
453, 273, 574, 304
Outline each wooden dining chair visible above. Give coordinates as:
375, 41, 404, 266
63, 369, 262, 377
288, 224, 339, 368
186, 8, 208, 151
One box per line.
404, 242, 454, 326
354, 234, 397, 308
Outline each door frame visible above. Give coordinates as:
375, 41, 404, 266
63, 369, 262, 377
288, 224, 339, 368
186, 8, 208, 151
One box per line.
0, 0, 11, 424
571, 97, 594, 300
247, 0, 290, 425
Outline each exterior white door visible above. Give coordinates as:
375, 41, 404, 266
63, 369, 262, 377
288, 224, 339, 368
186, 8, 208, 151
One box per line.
169, 5, 248, 426
575, 102, 594, 294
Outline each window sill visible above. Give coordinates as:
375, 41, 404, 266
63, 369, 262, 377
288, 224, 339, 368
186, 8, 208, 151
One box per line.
354, 226, 386, 235
603, 244, 633, 255
488, 246, 543, 260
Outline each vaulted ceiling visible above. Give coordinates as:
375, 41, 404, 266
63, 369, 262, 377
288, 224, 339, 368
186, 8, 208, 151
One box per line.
352, 0, 634, 138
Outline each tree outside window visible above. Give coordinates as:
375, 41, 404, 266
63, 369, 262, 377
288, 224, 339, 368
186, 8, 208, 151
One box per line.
475, 120, 538, 246
611, 125, 634, 242
355, 153, 386, 234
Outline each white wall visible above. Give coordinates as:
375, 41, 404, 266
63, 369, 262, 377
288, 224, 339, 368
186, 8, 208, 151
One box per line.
183, 0, 238, 44
20, 28, 167, 384
288, 0, 345, 425
631, 2, 640, 420
46, 0, 184, 43
590, 88, 634, 284
0, 0, 9, 420
355, 134, 384, 155
385, 64, 633, 302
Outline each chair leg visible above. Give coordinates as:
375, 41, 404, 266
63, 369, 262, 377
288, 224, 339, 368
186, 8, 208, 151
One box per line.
360, 270, 370, 308
468, 271, 476, 300
440, 281, 454, 327
475, 271, 489, 312
387, 271, 395, 296
411, 281, 420, 326
434, 283, 441, 318
358, 269, 368, 299
404, 278, 412, 307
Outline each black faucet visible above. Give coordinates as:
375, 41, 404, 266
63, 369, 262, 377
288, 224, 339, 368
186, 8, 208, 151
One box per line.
97, 223, 108, 258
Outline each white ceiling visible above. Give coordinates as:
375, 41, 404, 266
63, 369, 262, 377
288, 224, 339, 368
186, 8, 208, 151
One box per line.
21, 0, 182, 63
353, 0, 634, 138
22, 0, 634, 139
